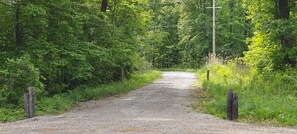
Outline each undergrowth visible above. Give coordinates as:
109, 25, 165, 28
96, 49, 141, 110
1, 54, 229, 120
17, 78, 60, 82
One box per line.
195, 62, 297, 126
0, 70, 161, 122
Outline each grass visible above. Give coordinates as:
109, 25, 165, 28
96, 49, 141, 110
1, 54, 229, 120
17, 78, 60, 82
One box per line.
0, 70, 161, 122
194, 63, 297, 126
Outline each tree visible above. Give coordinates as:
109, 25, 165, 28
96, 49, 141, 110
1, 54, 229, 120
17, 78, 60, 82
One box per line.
243, 0, 297, 70
177, 0, 250, 67
145, 0, 180, 68
0, 0, 152, 105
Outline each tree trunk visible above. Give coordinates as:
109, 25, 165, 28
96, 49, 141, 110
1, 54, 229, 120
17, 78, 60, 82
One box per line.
229, 0, 234, 33
229, 0, 234, 49
15, 4, 23, 47
277, 0, 294, 65
101, 0, 108, 12
278, 0, 289, 19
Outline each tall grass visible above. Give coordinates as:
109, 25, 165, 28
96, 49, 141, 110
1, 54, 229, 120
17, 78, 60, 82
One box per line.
0, 70, 161, 122
196, 62, 297, 126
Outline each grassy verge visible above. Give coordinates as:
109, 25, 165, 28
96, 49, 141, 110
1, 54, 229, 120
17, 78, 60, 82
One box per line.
194, 63, 297, 126
0, 70, 161, 122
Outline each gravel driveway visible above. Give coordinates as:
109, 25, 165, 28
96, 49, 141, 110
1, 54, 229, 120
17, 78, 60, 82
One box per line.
0, 72, 296, 134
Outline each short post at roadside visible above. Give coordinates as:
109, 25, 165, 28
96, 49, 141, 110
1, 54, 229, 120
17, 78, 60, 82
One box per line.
24, 87, 35, 118
232, 93, 238, 119
207, 70, 210, 81
227, 89, 238, 120
121, 67, 125, 81
227, 89, 233, 120
24, 93, 29, 117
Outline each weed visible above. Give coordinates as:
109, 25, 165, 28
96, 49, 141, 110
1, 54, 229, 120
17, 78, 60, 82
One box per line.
0, 70, 161, 122
195, 63, 297, 126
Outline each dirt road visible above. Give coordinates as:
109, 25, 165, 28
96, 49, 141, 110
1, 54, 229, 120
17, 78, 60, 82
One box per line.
0, 72, 296, 134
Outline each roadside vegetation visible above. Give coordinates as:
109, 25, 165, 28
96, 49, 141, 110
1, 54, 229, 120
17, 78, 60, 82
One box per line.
1, 0, 297, 127
187, 0, 297, 127
195, 61, 297, 126
0, 0, 157, 122
0, 70, 160, 122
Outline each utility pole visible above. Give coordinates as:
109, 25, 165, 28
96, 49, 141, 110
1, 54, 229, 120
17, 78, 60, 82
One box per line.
206, 0, 221, 60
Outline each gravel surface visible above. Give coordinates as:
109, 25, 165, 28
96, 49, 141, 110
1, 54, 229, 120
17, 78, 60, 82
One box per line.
0, 72, 296, 134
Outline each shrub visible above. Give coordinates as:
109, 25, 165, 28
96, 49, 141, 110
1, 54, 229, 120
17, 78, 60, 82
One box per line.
0, 55, 43, 107
197, 61, 297, 126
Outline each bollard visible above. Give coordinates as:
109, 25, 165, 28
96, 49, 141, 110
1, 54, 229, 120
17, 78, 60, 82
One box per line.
207, 70, 210, 81
24, 93, 29, 117
121, 67, 125, 81
232, 93, 238, 120
227, 89, 238, 120
227, 89, 233, 120
24, 87, 35, 118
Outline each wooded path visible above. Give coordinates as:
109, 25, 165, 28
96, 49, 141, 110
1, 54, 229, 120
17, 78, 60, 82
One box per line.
0, 72, 296, 134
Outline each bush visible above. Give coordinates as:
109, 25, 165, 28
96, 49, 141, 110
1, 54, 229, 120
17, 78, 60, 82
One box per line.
0, 55, 43, 106
197, 62, 297, 126
34, 70, 161, 118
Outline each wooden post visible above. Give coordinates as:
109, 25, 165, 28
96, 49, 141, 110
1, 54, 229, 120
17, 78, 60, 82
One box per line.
121, 67, 125, 81
227, 89, 233, 120
227, 89, 238, 120
28, 87, 35, 118
24, 93, 29, 117
232, 93, 238, 120
207, 70, 210, 81
24, 87, 35, 118
101, 0, 108, 12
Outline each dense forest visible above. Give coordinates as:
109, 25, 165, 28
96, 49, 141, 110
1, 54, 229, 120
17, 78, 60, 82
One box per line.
0, 0, 296, 125
0, 0, 153, 105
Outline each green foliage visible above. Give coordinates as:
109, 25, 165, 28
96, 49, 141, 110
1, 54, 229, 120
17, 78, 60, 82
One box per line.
197, 63, 297, 126
133, 56, 152, 71
0, 0, 152, 104
0, 55, 43, 106
0, 108, 24, 122
29, 71, 160, 121
0, 1, 162, 124
1, 0, 297, 126
177, 0, 251, 68
0, 70, 160, 122
216, 0, 250, 58
243, 0, 297, 70
142, 0, 180, 68
177, 0, 212, 67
